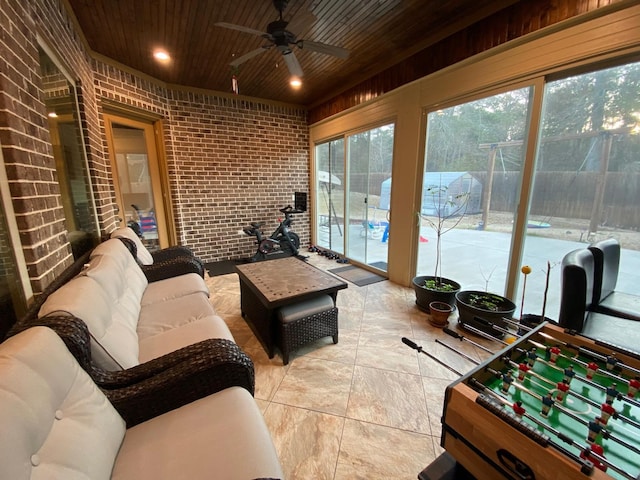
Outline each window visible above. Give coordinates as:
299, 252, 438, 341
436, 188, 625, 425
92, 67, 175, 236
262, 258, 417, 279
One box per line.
519, 61, 640, 319
39, 47, 99, 259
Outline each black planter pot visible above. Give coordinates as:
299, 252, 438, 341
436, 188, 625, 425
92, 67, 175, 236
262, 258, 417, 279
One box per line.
455, 290, 516, 338
412, 276, 461, 312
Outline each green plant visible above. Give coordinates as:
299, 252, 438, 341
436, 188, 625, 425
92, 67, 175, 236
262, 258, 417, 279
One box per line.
424, 278, 456, 291
418, 178, 470, 286
468, 293, 510, 311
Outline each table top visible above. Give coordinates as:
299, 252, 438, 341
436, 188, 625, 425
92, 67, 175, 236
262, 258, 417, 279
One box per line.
235, 257, 347, 304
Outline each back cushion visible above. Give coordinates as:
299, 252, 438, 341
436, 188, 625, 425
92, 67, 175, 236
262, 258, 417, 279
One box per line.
110, 226, 154, 265
39, 274, 140, 371
0, 327, 125, 480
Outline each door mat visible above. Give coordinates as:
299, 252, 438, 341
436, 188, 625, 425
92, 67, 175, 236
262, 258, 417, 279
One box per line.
205, 259, 247, 277
328, 265, 387, 287
368, 261, 388, 271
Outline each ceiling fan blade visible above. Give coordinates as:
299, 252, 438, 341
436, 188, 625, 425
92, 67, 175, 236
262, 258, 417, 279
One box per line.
282, 51, 304, 77
215, 22, 268, 38
298, 40, 349, 59
230, 47, 270, 67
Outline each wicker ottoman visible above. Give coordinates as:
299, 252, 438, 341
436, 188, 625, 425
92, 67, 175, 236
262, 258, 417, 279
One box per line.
277, 295, 338, 365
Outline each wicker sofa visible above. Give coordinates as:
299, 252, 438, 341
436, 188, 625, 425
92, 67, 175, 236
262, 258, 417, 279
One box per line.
32, 237, 233, 370
0, 326, 283, 479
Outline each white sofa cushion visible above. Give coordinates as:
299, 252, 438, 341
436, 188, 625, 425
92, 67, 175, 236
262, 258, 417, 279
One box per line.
110, 226, 154, 265
137, 292, 222, 340
0, 327, 125, 480
138, 316, 234, 363
90, 239, 149, 295
112, 386, 284, 480
39, 274, 141, 371
142, 272, 210, 306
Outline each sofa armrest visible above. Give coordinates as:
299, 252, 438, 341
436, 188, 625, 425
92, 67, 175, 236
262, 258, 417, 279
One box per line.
101, 339, 255, 427
151, 245, 196, 262
142, 255, 205, 281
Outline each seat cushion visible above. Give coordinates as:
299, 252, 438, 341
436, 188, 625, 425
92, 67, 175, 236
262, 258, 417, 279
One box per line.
0, 327, 125, 480
138, 316, 234, 363
141, 272, 210, 306
583, 312, 640, 355
110, 226, 154, 265
595, 292, 640, 321
112, 386, 283, 480
137, 292, 220, 340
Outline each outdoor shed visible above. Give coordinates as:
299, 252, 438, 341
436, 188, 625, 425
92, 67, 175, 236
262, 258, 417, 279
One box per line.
420, 172, 482, 216
379, 172, 482, 215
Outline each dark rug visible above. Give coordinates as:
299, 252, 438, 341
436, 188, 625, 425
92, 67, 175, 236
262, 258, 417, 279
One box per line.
368, 261, 388, 271
328, 265, 387, 287
205, 259, 247, 277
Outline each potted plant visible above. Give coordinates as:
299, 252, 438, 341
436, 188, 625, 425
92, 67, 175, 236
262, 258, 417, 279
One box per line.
428, 300, 453, 327
412, 178, 469, 312
455, 290, 516, 338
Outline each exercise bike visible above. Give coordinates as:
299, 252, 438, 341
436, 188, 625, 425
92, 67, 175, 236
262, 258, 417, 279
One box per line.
243, 206, 302, 262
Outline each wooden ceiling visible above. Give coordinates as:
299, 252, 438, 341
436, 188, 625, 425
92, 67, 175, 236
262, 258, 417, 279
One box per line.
67, 0, 518, 106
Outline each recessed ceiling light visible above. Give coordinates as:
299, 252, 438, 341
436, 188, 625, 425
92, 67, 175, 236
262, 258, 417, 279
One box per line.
48, 112, 58, 118
153, 50, 171, 62
290, 76, 302, 88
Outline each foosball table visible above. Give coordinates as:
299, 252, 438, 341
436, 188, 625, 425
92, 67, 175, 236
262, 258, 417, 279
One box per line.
440, 322, 640, 480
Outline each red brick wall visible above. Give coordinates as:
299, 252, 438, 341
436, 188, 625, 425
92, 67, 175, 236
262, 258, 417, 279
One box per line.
1, 0, 311, 299
165, 90, 309, 261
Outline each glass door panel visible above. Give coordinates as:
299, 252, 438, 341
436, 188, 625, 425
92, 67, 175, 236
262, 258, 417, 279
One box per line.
418, 88, 533, 294
346, 124, 394, 270
315, 138, 344, 254
519, 61, 640, 321
104, 115, 169, 251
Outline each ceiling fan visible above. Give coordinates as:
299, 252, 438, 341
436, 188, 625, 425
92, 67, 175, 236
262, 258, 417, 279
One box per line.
215, 0, 350, 78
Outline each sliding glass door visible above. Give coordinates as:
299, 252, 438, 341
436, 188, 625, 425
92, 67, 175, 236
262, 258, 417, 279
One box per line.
418, 88, 533, 293
315, 123, 394, 271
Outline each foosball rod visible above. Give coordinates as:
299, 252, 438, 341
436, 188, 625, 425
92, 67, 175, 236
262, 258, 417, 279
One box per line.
443, 327, 496, 354
538, 331, 640, 376
460, 322, 510, 346
401, 337, 462, 376
471, 379, 637, 480
514, 380, 640, 456
502, 316, 534, 332
435, 339, 480, 365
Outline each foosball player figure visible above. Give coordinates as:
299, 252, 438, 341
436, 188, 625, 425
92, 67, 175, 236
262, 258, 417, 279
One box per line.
517, 362, 530, 381
605, 354, 617, 371
556, 379, 570, 402
563, 365, 576, 384
586, 361, 599, 380
548, 345, 561, 363
600, 402, 616, 425
605, 383, 620, 404
527, 347, 538, 367
580, 443, 607, 472
501, 371, 514, 393
541, 391, 554, 417
512, 400, 526, 417
587, 417, 604, 443
628, 376, 640, 398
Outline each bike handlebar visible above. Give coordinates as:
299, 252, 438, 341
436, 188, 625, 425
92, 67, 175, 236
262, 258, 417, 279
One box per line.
279, 205, 304, 215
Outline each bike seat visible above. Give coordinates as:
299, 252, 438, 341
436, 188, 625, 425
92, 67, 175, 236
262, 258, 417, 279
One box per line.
250, 222, 263, 229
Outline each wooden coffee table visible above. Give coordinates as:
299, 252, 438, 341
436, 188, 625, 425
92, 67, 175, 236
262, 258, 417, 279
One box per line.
235, 257, 348, 359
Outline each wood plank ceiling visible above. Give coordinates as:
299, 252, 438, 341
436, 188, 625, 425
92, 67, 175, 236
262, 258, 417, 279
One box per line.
67, 0, 518, 106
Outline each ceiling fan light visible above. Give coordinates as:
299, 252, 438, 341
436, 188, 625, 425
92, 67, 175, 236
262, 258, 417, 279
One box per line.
290, 76, 302, 88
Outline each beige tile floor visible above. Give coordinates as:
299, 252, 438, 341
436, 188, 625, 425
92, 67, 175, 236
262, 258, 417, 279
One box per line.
206, 254, 499, 480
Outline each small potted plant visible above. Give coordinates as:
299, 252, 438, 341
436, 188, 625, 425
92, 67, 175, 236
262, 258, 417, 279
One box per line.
428, 300, 453, 327
412, 178, 469, 311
